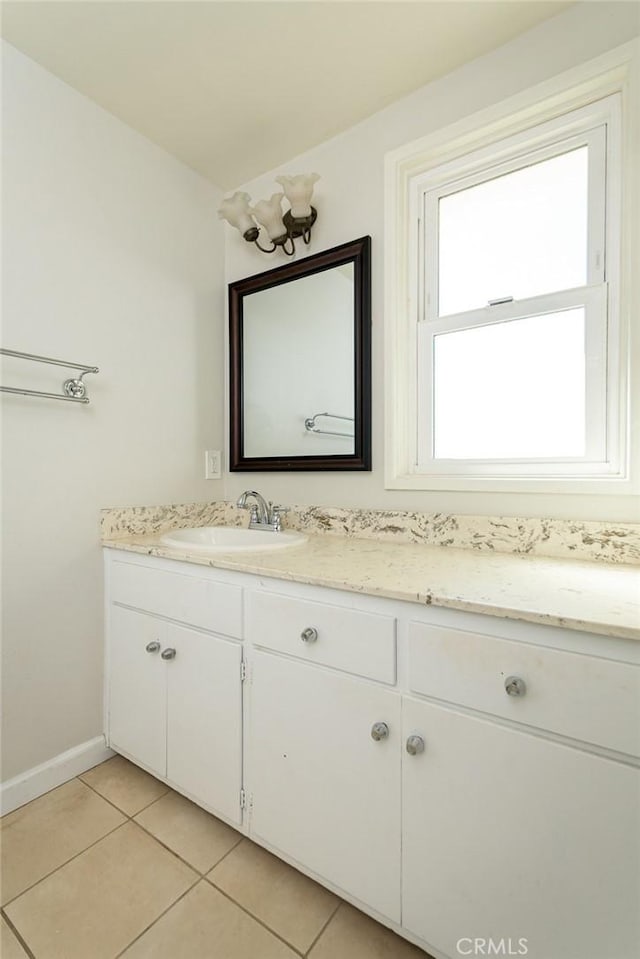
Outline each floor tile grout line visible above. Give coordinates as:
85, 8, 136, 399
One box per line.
119, 791, 339, 958
2, 785, 246, 959
201, 832, 245, 872
79, 774, 171, 820
1, 908, 37, 959
129, 818, 239, 878
127, 786, 172, 818
71, 788, 245, 884
112, 875, 201, 959
77, 776, 141, 820
113, 875, 307, 959
15, 768, 241, 887
87, 787, 315, 954
0, 819, 127, 910
205, 875, 309, 957
303, 899, 343, 957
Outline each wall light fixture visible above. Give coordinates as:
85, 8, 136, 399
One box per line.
218, 173, 319, 256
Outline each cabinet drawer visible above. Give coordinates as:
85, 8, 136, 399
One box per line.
409, 622, 640, 756
111, 561, 243, 638
247, 591, 396, 684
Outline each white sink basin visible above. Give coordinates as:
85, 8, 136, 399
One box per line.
160, 526, 307, 553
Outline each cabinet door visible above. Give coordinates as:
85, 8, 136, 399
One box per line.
108, 606, 166, 777
249, 651, 402, 922
166, 625, 243, 824
402, 697, 640, 959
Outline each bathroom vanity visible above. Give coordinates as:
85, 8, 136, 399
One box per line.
102, 529, 640, 959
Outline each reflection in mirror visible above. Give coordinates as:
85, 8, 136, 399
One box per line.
229, 237, 371, 471
243, 265, 354, 457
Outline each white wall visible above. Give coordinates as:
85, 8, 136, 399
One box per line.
1, 43, 225, 781
224, 2, 640, 522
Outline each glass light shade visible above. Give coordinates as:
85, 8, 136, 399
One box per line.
218, 191, 256, 236
275, 173, 320, 218
249, 193, 287, 241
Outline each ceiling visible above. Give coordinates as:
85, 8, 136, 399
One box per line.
1, 1, 574, 189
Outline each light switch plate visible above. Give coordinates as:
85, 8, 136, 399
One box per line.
205, 449, 222, 479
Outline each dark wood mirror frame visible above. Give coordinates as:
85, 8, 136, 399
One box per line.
229, 236, 371, 471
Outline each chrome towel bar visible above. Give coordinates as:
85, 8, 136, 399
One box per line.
0, 348, 99, 404
304, 411, 354, 438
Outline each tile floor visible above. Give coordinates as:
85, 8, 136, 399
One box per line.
1, 756, 429, 959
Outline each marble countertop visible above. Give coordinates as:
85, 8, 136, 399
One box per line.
102, 529, 640, 641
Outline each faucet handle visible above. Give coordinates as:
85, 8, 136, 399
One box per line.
236, 494, 258, 523
270, 505, 289, 531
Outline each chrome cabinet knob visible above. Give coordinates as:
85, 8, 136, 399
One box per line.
300, 627, 318, 643
145, 641, 161, 654
505, 675, 527, 697
406, 735, 425, 756
161, 648, 177, 661
371, 722, 389, 742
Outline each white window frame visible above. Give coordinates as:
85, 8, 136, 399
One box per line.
416, 111, 611, 475
384, 44, 638, 494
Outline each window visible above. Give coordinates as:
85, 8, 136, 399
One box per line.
385, 71, 633, 493
417, 106, 612, 477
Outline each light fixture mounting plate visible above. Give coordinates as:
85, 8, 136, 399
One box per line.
283, 206, 317, 239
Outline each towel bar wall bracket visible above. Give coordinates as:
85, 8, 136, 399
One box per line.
63, 371, 92, 400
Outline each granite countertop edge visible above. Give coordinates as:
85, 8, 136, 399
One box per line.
102, 531, 640, 642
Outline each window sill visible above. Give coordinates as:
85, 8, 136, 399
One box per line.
385, 469, 636, 496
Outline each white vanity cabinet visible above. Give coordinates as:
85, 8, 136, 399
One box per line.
104, 550, 640, 959
402, 698, 639, 959
106, 557, 244, 823
245, 590, 401, 920
109, 605, 167, 777
249, 652, 402, 920
402, 620, 640, 959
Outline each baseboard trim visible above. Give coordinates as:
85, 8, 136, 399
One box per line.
0, 736, 114, 816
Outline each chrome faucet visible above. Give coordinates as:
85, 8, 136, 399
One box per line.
236, 490, 289, 532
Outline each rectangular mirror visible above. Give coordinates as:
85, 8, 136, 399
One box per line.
229, 236, 371, 471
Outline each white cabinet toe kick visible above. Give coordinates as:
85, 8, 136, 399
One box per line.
104, 550, 640, 959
